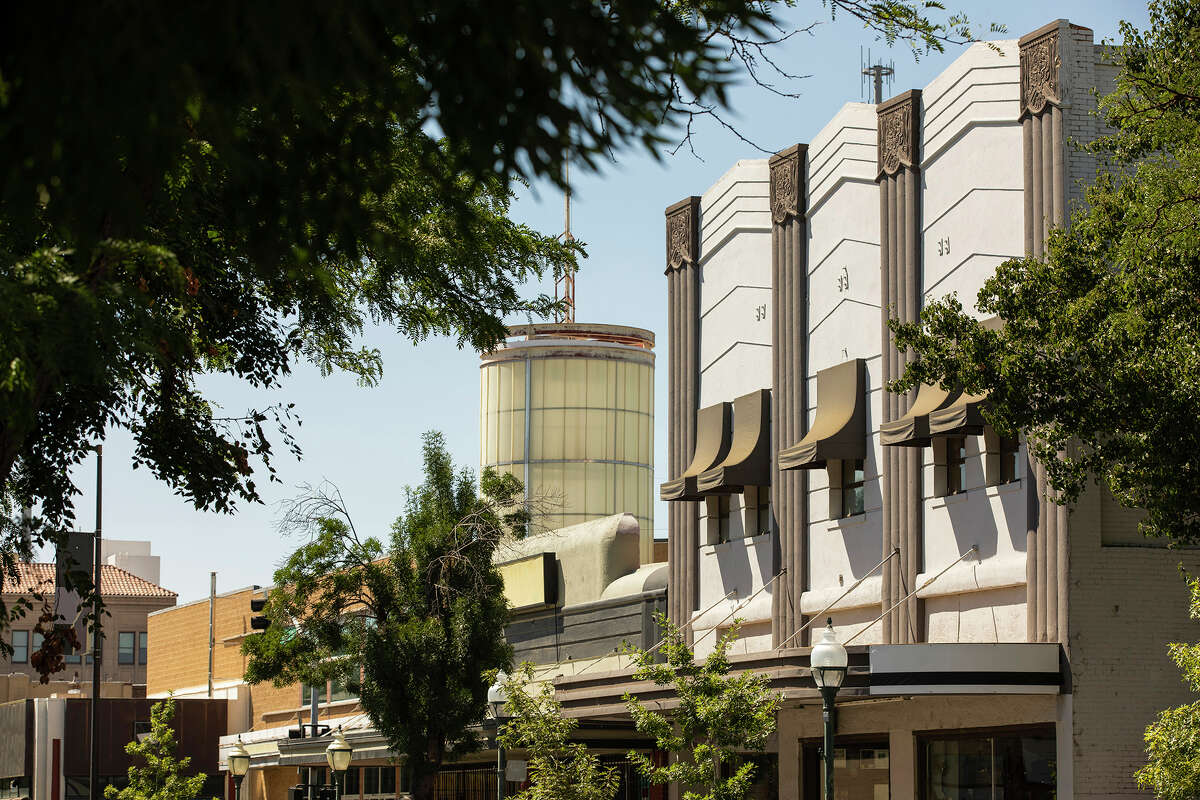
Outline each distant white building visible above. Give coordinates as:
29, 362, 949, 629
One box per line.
100, 539, 161, 586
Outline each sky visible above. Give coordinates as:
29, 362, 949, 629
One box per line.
60, 1, 1150, 604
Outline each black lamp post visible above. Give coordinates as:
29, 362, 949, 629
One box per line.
325, 728, 353, 800
487, 674, 508, 800
228, 737, 250, 800
810, 618, 848, 800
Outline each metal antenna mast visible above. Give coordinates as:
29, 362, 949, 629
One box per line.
554, 158, 576, 323
860, 47, 895, 104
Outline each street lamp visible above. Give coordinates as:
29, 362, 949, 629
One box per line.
487, 674, 508, 800
325, 728, 353, 800
227, 736, 250, 800
810, 618, 848, 800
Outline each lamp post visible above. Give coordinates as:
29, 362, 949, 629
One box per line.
487, 674, 508, 800
326, 728, 353, 800
228, 736, 250, 800
810, 618, 848, 800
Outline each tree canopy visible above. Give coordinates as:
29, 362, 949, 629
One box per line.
891, 0, 1200, 545
242, 432, 523, 800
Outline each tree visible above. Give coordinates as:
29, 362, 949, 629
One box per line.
498, 664, 621, 800
242, 431, 524, 800
104, 697, 211, 800
1136, 575, 1200, 799
623, 617, 780, 800
890, 0, 1200, 546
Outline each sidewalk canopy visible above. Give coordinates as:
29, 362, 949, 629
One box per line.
660, 402, 732, 501
779, 359, 866, 471
880, 383, 957, 447
697, 389, 771, 494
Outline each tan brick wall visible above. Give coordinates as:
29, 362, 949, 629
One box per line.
1069, 484, 1200, 799
149, 587, 346, 731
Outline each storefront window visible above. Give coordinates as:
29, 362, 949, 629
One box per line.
804, 741, 889, 800
922, 728, 1055, 800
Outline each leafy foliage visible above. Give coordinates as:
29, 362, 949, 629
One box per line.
104, 698, 212, 800
623, 616, 779, 800
1137, 576, 1200, 799
498, 664, 621, 800
243, 432, 522, 800
890, 0, 1200, 544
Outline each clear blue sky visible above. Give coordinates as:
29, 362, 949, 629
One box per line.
61, 1, 1149, 604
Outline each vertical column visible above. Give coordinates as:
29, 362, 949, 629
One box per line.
665, 196, 701, 640
877, 90, 924, 643
1019, 21, 1070, 647
769, 144, 809, 648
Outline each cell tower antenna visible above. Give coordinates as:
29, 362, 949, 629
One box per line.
860, 47, 895, 104
555, 157, 576, 323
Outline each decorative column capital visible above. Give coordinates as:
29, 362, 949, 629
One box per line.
665, 196, 701, 274
769, 144, 807, 225
877, 90, 922, 179
1019, 22, 1063, 118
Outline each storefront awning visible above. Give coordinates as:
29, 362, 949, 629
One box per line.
880, 383, 957, 447
928, 391, 988, 436
660, 402, 732, 501
697, 389, 771, 494
779, 359, 866, 471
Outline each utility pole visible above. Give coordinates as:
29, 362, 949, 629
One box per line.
554, 157, 576, 323
88, 445, 102, 800
208, 572, 216, 697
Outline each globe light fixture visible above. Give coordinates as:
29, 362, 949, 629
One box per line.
487, 674, 509, 800
810, 619, 848, 800
227, 736, 250, 800
326, 727, 353, 773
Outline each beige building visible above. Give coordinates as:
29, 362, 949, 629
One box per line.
1, 562, 176, 687
615, 17, 1199, 800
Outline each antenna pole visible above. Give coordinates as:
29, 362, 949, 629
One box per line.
555, 155, 576, 323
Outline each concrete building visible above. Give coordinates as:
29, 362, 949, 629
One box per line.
480, 323, 656, 563
1, 563, 176, 687
99, 540, 161, 587
556, 18, 1199, 800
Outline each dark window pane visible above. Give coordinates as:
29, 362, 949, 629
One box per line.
756, 498, 771, 536
331, 675, 357, 702
364, 767, 379, 795
117, 632, 135, 665
947, 438, 967, 494
138, 632, 148, 665
717, 495, 731, 544
842, 459, 865, 517
11, 631, 28, 663
344, 768, 359, 796
380, 767, 396, 795
1000, 435, 1020, 484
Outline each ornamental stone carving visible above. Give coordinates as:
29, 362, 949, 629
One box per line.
665, 197, 699, 273
877, 91, 921, 177
1020, 27, 1061, 117
769, 145, 805, 224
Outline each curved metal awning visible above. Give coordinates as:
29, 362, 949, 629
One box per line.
660, 402, 732, 501
880, 383, 957, 448
928, 391, 988, 436
779, 359, 866, 471
697, 389, 771, 494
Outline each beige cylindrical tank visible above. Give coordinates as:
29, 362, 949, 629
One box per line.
480, 323, 655, 563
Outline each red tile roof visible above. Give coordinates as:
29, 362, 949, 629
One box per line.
2, 563, 176, 599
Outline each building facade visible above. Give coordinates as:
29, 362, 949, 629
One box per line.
1, 563, 176, 687
633, 18, 1200, 800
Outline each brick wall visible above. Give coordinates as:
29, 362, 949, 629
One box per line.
1069, 485, 1200, 799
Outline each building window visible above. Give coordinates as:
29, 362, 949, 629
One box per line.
921, 728, 1055, 800
11, 631, 28, 663
756, 495, 771, 536
118, 632, 135, 665
344, 769, 359, 797
842, 460, 865, 517
947, 438, 968, 494
1000, 435, 1020, 483
302, 682, 326, 707
138, 632, 148, 665
717, 495, 731, 544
